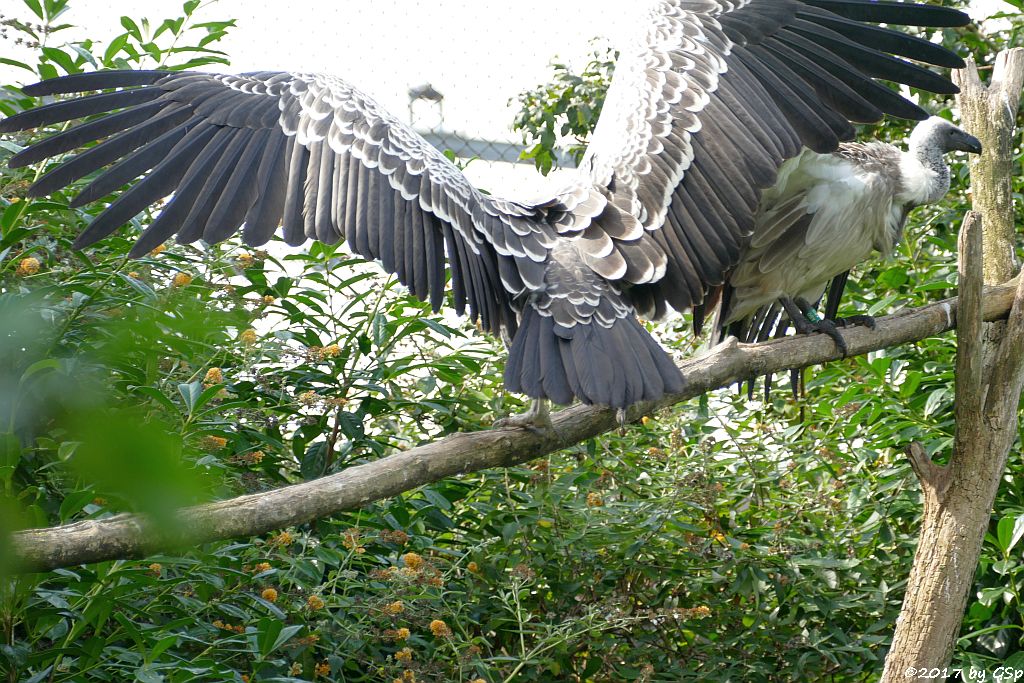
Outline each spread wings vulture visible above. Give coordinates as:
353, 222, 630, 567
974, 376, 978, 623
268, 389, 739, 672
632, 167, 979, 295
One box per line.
0, 0, 971, 410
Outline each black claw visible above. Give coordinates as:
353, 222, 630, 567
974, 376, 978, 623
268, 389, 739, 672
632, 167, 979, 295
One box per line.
780, 297, 849, 356
836, 314, 876, 330
790, 316, 848, 356
818, 319, 849, 356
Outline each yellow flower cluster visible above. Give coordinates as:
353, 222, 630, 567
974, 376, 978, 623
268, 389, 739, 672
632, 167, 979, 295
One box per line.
171, 272, 193, 287
314, 661, 330, 676
251, 562, 272, 573
149, 244, 166, 256
203, 367, 224, 386
380, 530, 409, 545
212, 619, 245, 633
289, 663, 302, 676
269, 531, 293, 547
236, 252, 255, 268
306, 595, 325, 610
262, 295, 276, 305
671, 605, 712, 620
261, 588, 278, 603
429, 619, 451, 638
306, 344, 342, 361
586, 492, 604, 507
16, 257, 40, 276
232, 450, 264, 466
383, 600, 405, 616
239, 329, 258, 346
401, 552, 424, 571
200, 436, 228, 450
147, 563, 162, 577
342, 528, 364, 553
383, 626, 410, 642
395, 647, 413, 663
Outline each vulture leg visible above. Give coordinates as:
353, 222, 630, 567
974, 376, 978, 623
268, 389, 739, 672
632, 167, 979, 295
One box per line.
779, 297, 849, 356
494, 399, 552, 432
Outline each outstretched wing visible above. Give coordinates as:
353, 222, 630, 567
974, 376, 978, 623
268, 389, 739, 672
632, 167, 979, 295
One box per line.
0, 70, 578, 336
582, 0, 968, 323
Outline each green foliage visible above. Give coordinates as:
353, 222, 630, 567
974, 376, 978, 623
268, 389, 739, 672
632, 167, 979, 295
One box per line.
1, 1, 1023, 682
511, 46, 616, 175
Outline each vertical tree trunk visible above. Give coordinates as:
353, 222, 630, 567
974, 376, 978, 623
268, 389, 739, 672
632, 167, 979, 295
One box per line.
881, 49, 1024, 681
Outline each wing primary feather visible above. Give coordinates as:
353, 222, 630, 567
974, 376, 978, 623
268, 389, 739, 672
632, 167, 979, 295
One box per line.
392, 188, 408, 285
796, 10, 965, 68
0, 87, 162, 131
302, 141, 323, 242
73, 123, 218, 249
203, 128, 268, 244
281, 137, 309, 246
376, 172, 397, 272
125, 127, 235, 255
242, 134, 289, 246
29, 104, 192, 198
176, 127, 255, 243
364, 162, 383, 257
788, 18, 960, 94
353, 161, 372, 258
9, 100, 164, 168
423, 211, 445, 312
801, 0, 970, 28
18, 70, 172, 97
776, 28, 928, 120
314, 143, 338, 244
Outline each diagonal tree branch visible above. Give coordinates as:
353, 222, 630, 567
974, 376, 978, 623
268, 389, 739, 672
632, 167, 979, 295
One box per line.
5, 277, 1021, 574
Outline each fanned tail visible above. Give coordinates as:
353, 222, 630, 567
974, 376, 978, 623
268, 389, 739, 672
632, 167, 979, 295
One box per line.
504, 304, 683, 409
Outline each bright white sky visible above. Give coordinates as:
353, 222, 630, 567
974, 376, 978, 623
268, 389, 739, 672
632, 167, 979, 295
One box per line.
1, 0, 1016, 196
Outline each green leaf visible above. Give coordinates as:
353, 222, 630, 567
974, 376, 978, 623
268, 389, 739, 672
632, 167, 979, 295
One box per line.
58, 489, 95, 521
23, 0, 45, 20
131, 386, 179, 414
300, 441, 328, 480
997, 515, 1024, 554
177, 381, 203, 413
120, 16, 142, 40
0, 434, 22, 477
1, 203, 24, 232
0, 57, 34, 72
103, 33, 130, 64
145, 634, 179, 664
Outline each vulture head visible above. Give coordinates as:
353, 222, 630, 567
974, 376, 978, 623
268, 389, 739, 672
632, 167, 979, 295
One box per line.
912, 117, 983, 156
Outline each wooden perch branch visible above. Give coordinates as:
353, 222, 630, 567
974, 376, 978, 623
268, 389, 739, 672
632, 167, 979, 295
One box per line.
6, 278, 1020, 574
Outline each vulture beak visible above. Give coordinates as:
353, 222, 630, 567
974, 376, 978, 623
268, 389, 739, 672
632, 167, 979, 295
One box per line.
955, 131, 983, 155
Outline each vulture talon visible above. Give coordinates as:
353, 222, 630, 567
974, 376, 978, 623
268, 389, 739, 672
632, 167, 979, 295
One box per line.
836, 314, 877, 330
781, 298, 849, 356
494, 399, 552, 433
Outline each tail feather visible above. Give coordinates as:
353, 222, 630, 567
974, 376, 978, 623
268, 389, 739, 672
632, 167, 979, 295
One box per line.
505, 305, 683, 409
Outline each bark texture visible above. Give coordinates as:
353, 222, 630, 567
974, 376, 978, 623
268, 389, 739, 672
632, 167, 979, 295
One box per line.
882, 49, 1024, 680
7, 278, 1021, 574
